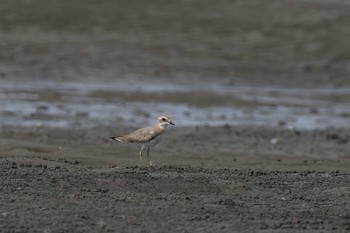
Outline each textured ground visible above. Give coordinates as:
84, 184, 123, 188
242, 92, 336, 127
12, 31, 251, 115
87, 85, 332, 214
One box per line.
1, 125, 350, 232
1, 157, 350, 232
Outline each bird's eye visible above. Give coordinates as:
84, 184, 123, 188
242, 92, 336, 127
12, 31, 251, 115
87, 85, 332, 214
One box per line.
161, 118, 166, 121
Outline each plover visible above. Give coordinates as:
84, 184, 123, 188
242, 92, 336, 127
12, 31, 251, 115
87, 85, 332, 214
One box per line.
110, 115, 175, 165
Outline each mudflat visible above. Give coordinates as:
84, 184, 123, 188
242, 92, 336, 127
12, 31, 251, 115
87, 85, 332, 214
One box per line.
1, 0, 350, 232
1, 124, 350, 232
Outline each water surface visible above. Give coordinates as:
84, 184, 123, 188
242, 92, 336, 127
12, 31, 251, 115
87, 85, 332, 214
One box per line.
1, 80, 349, 130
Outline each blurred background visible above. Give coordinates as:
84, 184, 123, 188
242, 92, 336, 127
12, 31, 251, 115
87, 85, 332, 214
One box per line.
0, 0, 349, 130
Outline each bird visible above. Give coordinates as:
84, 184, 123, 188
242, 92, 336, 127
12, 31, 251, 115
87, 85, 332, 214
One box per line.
110, 115, 175, 165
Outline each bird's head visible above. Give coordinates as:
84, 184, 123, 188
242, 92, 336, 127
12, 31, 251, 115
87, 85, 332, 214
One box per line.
157, 115, 175, 129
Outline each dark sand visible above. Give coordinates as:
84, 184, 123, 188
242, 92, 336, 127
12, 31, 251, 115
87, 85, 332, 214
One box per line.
1, 0, 350, 232
1, 125, 350, 232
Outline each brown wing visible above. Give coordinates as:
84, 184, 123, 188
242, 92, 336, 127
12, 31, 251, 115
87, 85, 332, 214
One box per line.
116, 126, 164, 143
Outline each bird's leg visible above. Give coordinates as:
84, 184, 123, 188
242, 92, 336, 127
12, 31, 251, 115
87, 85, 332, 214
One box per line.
147, 146, 152, 166
139, 145, 145, 166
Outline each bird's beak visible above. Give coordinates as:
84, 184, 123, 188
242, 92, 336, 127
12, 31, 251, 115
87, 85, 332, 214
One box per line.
169, 121, 175, 126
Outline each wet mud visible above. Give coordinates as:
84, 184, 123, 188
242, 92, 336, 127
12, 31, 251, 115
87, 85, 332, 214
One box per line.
1, 157, 350, 232
1, 124, 350, 232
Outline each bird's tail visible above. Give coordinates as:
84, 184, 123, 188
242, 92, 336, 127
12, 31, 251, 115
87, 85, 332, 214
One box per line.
109, 137, 123, 142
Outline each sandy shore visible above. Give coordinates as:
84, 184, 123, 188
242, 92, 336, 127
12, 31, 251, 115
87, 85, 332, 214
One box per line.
1, 124, 350, 232
1, 155, 350, 232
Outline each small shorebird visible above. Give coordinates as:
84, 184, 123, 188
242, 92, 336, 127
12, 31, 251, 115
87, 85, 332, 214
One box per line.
110, 115, 175, 165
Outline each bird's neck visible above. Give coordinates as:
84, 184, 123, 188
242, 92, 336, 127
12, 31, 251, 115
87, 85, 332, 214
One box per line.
158, 123, 168, 130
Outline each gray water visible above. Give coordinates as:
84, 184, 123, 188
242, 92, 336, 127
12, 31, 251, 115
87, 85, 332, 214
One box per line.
1, 80, 349, 130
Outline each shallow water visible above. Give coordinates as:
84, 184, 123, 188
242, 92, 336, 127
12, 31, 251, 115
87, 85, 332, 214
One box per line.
1, 80, 349, 130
